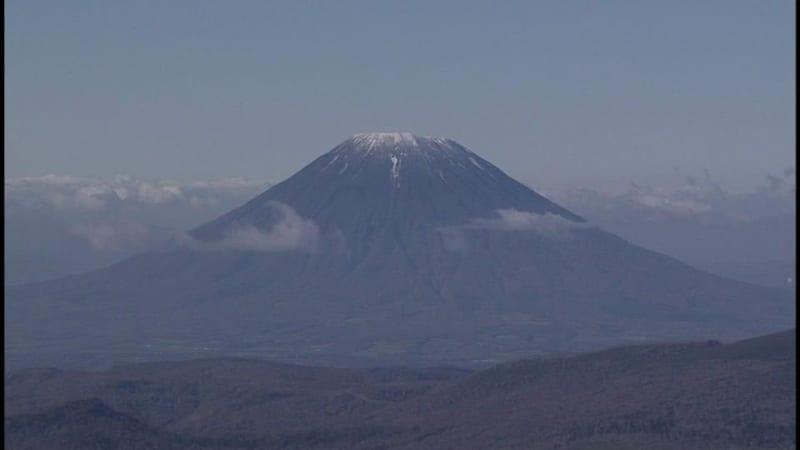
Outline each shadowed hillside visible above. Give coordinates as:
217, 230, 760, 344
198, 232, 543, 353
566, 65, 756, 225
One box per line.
5, 330, 795, 450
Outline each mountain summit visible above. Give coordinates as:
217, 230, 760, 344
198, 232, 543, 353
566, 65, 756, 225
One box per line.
5, 134, 794, 370
191, 133, 581, 247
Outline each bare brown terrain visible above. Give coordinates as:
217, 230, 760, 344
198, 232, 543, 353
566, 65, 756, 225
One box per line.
5, 329, 795, 450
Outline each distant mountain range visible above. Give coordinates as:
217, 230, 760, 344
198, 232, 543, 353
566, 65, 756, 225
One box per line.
5, 329, 795, 450
4, 133, 795, 370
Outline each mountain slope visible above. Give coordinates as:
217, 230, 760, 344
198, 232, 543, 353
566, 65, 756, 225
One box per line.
5, 133, 794, 370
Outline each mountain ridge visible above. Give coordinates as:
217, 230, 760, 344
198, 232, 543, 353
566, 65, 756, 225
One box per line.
5, 330, 795, 450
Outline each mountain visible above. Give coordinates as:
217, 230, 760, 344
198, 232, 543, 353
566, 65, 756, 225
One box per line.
4, 398, 194, 450
5, 330, 795, 450
5, 132, 794, 370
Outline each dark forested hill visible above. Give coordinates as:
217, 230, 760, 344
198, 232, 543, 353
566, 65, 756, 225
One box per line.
5, 330, 795, 450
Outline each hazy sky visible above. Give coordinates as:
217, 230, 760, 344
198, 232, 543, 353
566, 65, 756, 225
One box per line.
5, 0, 795, 189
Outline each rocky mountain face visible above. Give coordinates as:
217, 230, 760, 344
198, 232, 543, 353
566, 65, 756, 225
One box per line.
4, 133, 794, 370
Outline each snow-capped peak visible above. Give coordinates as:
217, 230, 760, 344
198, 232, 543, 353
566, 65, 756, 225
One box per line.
335, 133, 470, 187
345, 132, 463, 153
320, 133, 487, 188
350, 132, 419, 151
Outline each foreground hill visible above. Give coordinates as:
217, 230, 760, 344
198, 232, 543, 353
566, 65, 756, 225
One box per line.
5, 133, 794, 370
5, 330, 795, 450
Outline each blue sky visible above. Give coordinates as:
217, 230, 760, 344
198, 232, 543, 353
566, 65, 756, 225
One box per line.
5, 1, 795, 189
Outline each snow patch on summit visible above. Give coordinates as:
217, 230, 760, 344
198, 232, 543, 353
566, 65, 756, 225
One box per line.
341, 133, 464, 157
351, 132, 418, 152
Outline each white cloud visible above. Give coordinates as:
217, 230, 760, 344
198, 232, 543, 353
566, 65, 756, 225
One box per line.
178, 202, 320, 253
75, 185, 113, 210
439, 209, 589, 251
540, 167, 796, 225
136, 182, 183, 204
469, 209, 589, 238
188, 177, 264, 190
5, 174, 89, 186
5, 175, 270, 212
113, 188, 130, 200
70, 222, 155, 252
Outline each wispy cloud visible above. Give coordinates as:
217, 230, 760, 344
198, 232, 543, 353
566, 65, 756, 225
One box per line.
177, 201, 320, 253
468, 209, 589, 237
70, 222, 161, 252
5, 175, 269, 212
440, 209, 589, 251
540, 167, 796, 225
